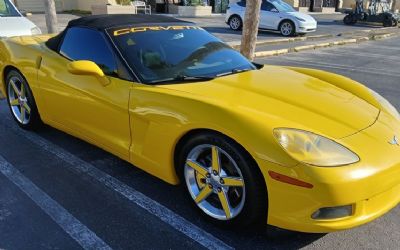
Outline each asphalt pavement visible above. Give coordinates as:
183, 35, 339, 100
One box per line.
0, 21, 399, 250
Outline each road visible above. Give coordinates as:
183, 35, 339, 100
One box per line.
0, 33, 399, 250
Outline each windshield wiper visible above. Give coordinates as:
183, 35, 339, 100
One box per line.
150, 75, 215, 84
216, 68, 253, 77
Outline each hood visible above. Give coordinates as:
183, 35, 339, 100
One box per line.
0, 17, 38, 37
159, 66, 379, 139
287, 12, 316, 23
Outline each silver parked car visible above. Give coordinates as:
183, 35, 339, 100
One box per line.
226, 0, 317, 37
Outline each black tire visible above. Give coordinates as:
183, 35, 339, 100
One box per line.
279, 20, 295, 37
383, 17, 393, 27
229, 15, 243, 31
343, 15, 354, 25
5, 70, 41, 130
176, 132, 267, 228
394, 19, 398, 27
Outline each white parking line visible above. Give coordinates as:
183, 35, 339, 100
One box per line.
0, 155, 111, 250
1, 118, 233, 250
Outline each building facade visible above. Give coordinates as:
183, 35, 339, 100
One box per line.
11, 0, 399, 13
12, 0, 115, 12
12, 0, 64, 12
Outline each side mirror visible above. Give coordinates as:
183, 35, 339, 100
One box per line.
67, 60, 110, 86
271, 8, 279, 13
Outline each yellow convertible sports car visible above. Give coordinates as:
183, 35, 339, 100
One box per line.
0, 15, 399, 233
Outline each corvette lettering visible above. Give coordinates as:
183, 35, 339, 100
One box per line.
113, 26, 203, 37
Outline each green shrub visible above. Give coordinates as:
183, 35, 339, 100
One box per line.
116, 0, 132, 5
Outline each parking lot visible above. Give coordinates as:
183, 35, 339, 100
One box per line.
28, 13, 393, 43
0, 22, 399, 249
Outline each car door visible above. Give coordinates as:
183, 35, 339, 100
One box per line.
38, 27, 132, 160
259, 1, 281, 30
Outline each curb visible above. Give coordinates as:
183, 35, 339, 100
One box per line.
372, 33, 397, 40
254, 49, 289, 57
228, 34, 333, 49
253, 32, 397, 58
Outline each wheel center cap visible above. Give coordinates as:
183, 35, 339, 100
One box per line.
208, 175, 222, 192
18, 97, 26, 105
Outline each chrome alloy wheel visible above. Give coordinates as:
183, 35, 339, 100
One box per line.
280, 22, 293, 36
184, 144, 246, 220
230, 17, 241, 30
7, 76, 31, 125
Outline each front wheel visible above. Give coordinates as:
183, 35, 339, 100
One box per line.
6, 70, 41, 130
177, 132, 267, 227
279, 21, 295, 37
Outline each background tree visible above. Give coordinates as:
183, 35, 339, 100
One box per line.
240, 0, 262, 60
43, 0, 58, 33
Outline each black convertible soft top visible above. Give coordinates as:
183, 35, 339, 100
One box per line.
68, 14, 190, 30
46, 14, 192, 51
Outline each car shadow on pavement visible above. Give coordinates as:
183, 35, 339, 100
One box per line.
212, 221, 326, 249
261, 226, 326, 249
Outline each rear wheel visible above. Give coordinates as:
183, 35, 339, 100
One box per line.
229, 15, 243, 31
177, 132, 267, 227
383, 17, 393, 27
343, 14, 355, 25
6, 70, 41, 130
279, 20, 295, 37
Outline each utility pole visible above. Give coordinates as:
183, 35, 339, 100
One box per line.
13, 0, 19, 8
240, 0, 262, 60
392, 0, 397, 12
43, 0, 58, 33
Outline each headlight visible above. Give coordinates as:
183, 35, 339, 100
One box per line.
274, 128, 359, 167
31, 27, 42, 35
295, 17, 306, 22
370, 89, 400, 120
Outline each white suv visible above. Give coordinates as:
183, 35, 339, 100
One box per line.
0, 0, 41, 37
226, 0, 317, 37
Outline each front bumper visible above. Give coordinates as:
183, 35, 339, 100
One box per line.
296, 22, 317, 33
256, 112, 400, 233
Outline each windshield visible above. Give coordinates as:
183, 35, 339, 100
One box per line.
0, 0, 21, 17
108, 25, 256, 84
270, 0, 295, 12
